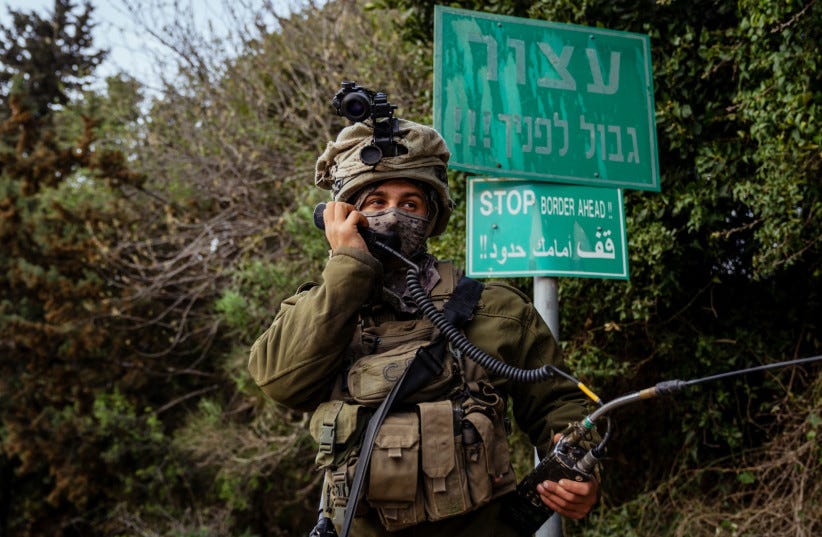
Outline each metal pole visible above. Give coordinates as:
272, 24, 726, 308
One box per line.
533, 276, 559, 341
533, 276, 563, 537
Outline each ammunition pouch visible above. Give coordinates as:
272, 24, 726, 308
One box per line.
309, 401, 372, 467
368, 411, 426, 529
311, 383, 515, 532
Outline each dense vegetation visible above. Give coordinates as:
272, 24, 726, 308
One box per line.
1, 0, 819, 536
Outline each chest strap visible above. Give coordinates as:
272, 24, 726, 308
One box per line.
339, 275, 484, 537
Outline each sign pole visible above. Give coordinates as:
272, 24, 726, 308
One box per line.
533, 276, 562, 537
534, 277, 559, 342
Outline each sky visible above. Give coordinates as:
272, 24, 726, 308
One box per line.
0, 0, 293, 91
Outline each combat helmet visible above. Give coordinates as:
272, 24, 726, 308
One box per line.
315, 118, 454, 236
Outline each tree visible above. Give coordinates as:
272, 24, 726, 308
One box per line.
0, 2, 172, 535
0, 0, 105, 119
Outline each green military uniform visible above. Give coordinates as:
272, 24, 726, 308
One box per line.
249, 246, 594, 536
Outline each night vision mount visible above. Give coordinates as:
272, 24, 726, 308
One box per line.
332, 81, 407, 166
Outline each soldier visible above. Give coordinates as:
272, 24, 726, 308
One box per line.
249, 116, 599, 536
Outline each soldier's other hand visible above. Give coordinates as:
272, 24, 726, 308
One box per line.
535, 432, 599, 519
536, 477, 598, 519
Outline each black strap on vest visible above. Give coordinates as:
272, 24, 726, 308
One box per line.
339, 276, 484, 537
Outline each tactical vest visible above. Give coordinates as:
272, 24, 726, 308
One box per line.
308, 262, 517, 532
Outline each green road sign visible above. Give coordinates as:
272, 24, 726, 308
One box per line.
467, 178, 629, 279
434, 6, 659, 191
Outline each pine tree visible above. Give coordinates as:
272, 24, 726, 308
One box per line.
0, 2, 142, 535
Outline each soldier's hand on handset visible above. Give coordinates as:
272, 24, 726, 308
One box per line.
323, 201, 370, 253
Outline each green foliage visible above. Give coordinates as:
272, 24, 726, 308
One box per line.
569, 376, 822, 536
216, 256, 311, 341
0, 2, 203, 535
428, 170, 469, 264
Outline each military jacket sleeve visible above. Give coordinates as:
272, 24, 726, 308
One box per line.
248, 247, 383, 411
462, 282, 594, 453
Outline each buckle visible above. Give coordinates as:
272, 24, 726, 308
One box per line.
318, 422, 335, 455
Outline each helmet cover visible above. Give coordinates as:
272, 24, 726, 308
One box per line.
315, 119, 453, 236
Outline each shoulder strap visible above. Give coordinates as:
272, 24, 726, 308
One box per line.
395, 275, 483, 400
339, 274, 484, 537
442, 275, 484, 326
